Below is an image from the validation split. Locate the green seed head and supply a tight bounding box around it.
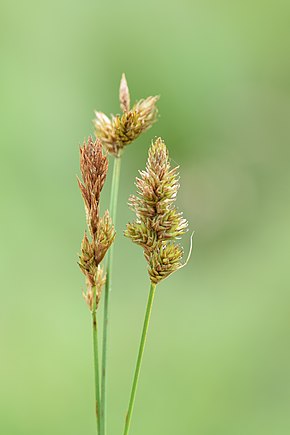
[125,137,189,284]
[94,74,159,157]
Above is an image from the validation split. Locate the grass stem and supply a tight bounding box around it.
[92,286,101,435]
[101,155,122,435]
[123,283,156,435]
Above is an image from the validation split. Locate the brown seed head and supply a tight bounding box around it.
[78,136,108,238]
[77,137,115,310]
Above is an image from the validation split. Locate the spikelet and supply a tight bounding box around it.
[78,137,115,310]
[94,74,159,157]
[82,265,106,311]
[125,138,189,284]
[119,73,130,113]
[78,232,97,288]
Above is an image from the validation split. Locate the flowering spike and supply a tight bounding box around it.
[94,74,159,157]
[125,137,189,284]
[78,137,115,310]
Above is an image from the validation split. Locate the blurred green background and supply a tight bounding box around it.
[1,0,290,434]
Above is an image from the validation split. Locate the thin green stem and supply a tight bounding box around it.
[123,283,156,435]
[100,155,122,435]
[92,287,101,435]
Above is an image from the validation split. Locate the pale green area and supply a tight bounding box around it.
[1,0,290,434]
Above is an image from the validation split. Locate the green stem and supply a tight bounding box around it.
[101,155,122,435]
[123,283,156,435]
[92,287,101,435]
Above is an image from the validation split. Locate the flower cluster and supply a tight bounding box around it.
[93,74,159,157]
[78,137,115,310]
[125,138,188,284]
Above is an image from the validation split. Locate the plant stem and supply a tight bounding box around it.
[92,287,101,435]
[123,283,156,435]
[101,155,122,435]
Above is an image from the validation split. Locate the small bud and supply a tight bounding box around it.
[119,73,130,113]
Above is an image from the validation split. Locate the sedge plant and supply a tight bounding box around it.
[93,74,159,435]
[77,137,115,434]
[123,137,190,434]
[77,76,191,435]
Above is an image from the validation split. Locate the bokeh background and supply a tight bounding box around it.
[1,0,290,434]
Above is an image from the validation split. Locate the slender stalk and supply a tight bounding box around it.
[92,286,101,435]
[100,155,122,435]
[123,283,156,435]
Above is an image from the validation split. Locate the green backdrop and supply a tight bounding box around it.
[1,0,290,434]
